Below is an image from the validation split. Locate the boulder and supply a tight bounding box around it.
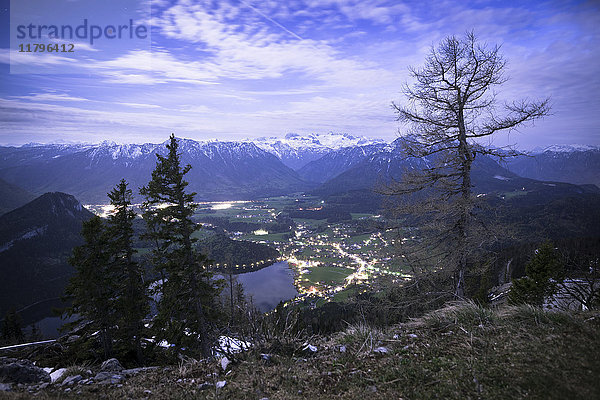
[100,358,123,372]
[0,359,50,384]
[94,371,124,385]
[50,368,67,383]
[61,375,82,386]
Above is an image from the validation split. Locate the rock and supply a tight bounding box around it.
[216,380,226,389]
[100,358,123,372]
[220,357,230,371]
[94,371,124,384]
[373,346,389,354]
[368,385,377,393]
[198,382,212,391]
[339,345,347,353]
[0,382,12,391]
[61,375,82,386]
[0,359,51,384]
[50,368,67,383]
[408,333,418,338]
[260,353,272,363]
[39,382,49,389]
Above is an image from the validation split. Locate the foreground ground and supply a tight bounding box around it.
[2,304,599,399]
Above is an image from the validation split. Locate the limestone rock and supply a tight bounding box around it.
[100,358,123,372]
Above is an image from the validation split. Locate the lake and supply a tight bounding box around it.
[232,261,298,312]
[37,261,298,338]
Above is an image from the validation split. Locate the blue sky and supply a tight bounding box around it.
[0,0,599,148]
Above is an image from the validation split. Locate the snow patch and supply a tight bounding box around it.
[0,225,48,252]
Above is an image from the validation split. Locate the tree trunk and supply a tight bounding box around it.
[456,104,472,298]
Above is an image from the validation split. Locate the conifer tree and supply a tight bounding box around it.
[107,179,148,363]
[509,242,564,306]
[65,215,115,358]
[140,134,219,357]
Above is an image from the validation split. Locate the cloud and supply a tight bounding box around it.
[11,92,90,102]
[0,48,77,66]
[116,102,162,109]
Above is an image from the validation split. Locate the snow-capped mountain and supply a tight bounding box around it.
[506,144,600,187]
[251,132,385,170]
[0,139,311,203]
[298,142,388,183]
[312,138,600,212]
[530,144,599,154]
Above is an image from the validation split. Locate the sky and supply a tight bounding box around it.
[0,0,599,148]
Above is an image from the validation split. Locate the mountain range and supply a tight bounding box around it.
[251,132,384,170]
[0,134,598,211]
[505,145,600,187]
[0,139,311,204]
[306,139,600,213]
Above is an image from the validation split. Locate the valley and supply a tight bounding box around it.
[2,134,599,333]
[86,194,409,309]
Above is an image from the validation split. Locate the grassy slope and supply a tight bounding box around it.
[6,304,600,399]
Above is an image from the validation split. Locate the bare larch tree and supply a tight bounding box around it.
[388,32,550,298]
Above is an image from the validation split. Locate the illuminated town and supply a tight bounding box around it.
[86,195,413,305]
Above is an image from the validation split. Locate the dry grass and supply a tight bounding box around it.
[3,303,599,399]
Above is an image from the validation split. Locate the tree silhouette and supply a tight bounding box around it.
[141,134,220,357]
[387,32,550,297]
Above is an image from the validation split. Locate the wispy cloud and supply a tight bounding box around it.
[10,92,90,102]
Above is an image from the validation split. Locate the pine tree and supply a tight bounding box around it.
[65,215,115,358]
[140,134,220,357]
[106,179,149,363]
[509,242,564,306]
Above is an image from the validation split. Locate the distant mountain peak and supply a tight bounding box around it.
[29,192,86,216]
[249,132,386,170]
[531,144,599,154]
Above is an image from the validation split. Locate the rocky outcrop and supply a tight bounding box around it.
[0,357,51,384]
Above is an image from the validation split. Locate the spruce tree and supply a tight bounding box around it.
[509,242,564,306]
[107,179,148,363]
[140,134,219,357]
[65,215,115,358]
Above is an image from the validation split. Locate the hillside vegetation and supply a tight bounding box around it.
[3,303,599,399]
